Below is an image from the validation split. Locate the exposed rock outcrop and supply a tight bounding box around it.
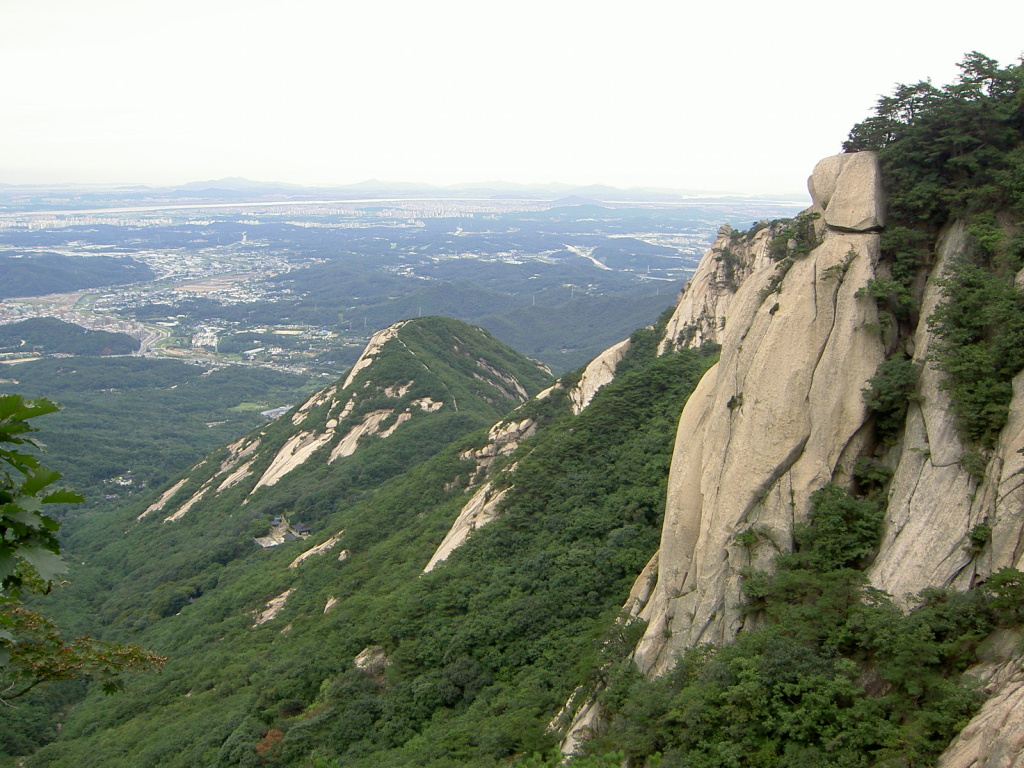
[634,192,885,672]
[424,483,510,573]
[137,477,187,520]
[289,531,345,568]
[341,323,407,390]
[327,410,396,464]
[937,630,1024,768]
[810,151,886,232]
[423,415,537,572]
[586,151,1024,766]
[557,153,903,750]
[354,645,392,680]
[163,486,210,523]
[254,429,335,490]
[659,223,777,353]
[253,588,293,626]
[569,339,631,415]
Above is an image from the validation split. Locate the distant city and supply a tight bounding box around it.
[0,181,806,375]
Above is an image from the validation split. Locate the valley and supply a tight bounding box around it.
[0,188,801,514]
[4,53,1024,768]
[0,191,804,375]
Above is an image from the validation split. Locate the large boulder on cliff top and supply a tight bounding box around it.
[809,151,886,232]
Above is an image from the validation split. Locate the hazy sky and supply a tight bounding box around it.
[3,0,1022,194]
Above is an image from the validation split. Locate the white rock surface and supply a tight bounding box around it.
[424,483,510,573]
[253,588,293,626]
[635,221,885,673]
[412,397,443,412]
[218,435,261,474]
[292,385,337,426]
[163,486,211,523]
[378,412,412,439]
[288,531,344,568]
[138,478,188,520]
[659,223,777,353]
[426,414,542,570]
[569,338,631,415]
[820,151,886,232]
[808,153,853,209]
[354,645,392,675]
[216,459,254,492]
[559,696,603,756]
[341,323,407,390]
[254,429,335,490]
[328,410,394,463]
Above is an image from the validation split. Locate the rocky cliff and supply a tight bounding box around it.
[634,152,889,671]
[608,150,1024,763]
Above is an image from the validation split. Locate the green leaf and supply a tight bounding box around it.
[0,394,59,423]
[41,488,84,505]
[20,468,61,496]
[3,507,48,530]
[0,552,16,582]
[17,545,67,584]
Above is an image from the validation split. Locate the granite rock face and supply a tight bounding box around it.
[659,224,776,353]
[616,151,1024,766]
[635,213,885,672]
[569,338,631,415]
[810,151,886,232]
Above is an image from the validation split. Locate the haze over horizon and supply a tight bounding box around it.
[3,0,1023,195]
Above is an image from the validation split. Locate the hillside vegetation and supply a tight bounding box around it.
[2,315,722,767]
[3,357,317,498]
[0,318,139,357]
[3,53,1024,768]
[0,253,154,300]
[845,52,1024,448]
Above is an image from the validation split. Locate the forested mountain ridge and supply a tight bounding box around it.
[0,318,140,357]
[128,315,553,528]
[7,311,721,766]
[5,53,1024,768]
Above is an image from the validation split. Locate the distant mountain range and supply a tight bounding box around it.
[0,176,809,212]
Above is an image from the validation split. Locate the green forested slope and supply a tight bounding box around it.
[0,252,154,299]
[6,316,717,767]
[0,318,140,357]
[3,357,318,496]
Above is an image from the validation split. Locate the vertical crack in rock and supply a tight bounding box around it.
[805,266,842,405]
[738,436,809,524]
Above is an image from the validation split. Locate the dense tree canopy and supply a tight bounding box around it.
[1,395,162,714]
[846,53,1024,448]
